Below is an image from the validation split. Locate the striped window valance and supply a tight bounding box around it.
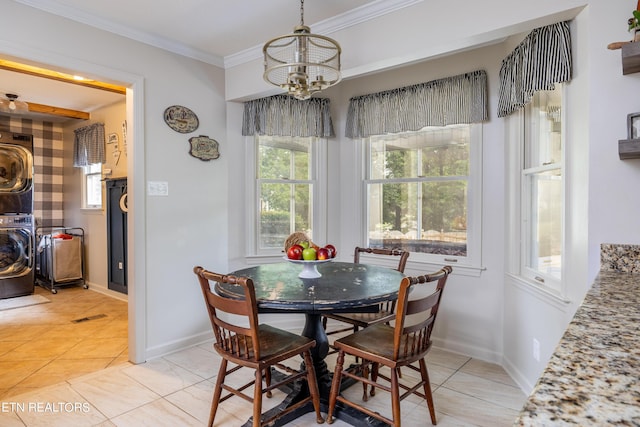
[498,21,572,118]
[345,70,488,139]
[242,95,334,137]
[73,123,106,167]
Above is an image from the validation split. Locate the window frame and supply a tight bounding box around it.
[518,87,565,295]
[361,124,483,270]
[82,163,102,210]
[246,135,327,259]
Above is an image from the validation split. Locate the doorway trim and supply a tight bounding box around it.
[0,40,147,363]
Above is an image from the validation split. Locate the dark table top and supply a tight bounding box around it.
[216,261,405,313]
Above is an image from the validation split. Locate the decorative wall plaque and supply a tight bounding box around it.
[163,105,199,133]
[188,135,220,161]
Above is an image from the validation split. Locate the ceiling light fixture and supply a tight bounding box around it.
[0,93,29,113]
[263,0,341,100]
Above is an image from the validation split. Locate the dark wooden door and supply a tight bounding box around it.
[106,178,127,294]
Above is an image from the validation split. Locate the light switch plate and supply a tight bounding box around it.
[147,181,169,196]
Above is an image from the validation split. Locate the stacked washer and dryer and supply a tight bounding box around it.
[0,131,35,299]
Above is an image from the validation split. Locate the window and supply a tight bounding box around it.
[521,86,563,290]
[364,124,482,266]
[253,135,325,255]
[82,163,102,209]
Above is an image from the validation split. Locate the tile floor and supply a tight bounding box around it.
[0,287,527,426]
[0,285,128,399]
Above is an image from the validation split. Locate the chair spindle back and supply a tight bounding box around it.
[392,266,452,360]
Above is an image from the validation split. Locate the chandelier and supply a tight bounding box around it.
[263,0,341,100]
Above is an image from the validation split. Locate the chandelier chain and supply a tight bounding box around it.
[300,0,305,26]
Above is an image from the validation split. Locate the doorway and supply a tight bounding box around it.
[0,51,146,367]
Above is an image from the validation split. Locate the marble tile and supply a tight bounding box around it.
[0,404,27,427]
[434,386,520,427]
[459,358,518,387]
[442,371,525,411]
[121,358,206,396]
[5,383,107,427]
[162,346,222,380]
[109,398,201,427]
[164,380,214,424]
[426,347,471,371]
[69,370,160,419]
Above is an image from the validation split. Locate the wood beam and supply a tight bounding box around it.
[0,59,126,95]
[27,102,90,120]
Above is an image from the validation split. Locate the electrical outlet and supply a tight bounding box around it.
[533,338,540,362]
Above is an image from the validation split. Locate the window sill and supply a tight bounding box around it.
[407,259,485,277]
[505,273,571,309]
[80,207,103,214]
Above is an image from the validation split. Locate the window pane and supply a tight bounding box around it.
[370,127,470,179]
[368,180,467,256]
[524,88,562,168]
[258,136,311,180]
[259,182,312,250]
[527,170,562,279]
[86,173,102,207]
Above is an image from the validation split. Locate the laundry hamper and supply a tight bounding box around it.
[35,227,87,294]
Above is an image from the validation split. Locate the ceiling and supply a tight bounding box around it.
[2,0,409,121]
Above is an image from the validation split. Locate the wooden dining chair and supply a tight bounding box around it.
[193,266,324,427]
[322,247,410,337]
[326,266,452,427]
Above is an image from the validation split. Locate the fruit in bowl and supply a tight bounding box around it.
[317,248,330,260]
[286,244,304,260]
[302,247,317,260]
[324,244,337,258]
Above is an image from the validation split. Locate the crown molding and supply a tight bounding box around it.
[14,0,422,70]
[225,0,423,69]
[13,0,225,67]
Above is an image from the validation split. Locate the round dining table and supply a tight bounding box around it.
[215,260,405,426]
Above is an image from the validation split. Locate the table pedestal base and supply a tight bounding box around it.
[239,313,387,427]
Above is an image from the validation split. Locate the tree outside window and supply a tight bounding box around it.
[365,124,480,264]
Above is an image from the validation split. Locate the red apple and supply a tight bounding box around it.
[287,244,303,260]
[317,248,330,260]
[324,244,337,258]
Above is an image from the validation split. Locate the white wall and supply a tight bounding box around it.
[1,0,227,361]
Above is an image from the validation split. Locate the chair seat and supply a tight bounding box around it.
[257,324,316,362]
[324,310,395,329]
[334,323,428,367]
[214,323,315,366]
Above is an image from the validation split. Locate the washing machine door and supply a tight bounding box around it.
[0,144,33,194]
[0,227,33,278]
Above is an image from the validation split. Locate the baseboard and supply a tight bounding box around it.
[430,336,502,365]
[84,281,128,302]
[145,330,215,360]
[501,355,535,395]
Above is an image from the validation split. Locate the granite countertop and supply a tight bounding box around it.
[514,270,640,426]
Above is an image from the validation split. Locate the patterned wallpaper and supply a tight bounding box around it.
[0,115,64,228]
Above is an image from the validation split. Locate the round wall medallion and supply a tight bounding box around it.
[163,105,199,133]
